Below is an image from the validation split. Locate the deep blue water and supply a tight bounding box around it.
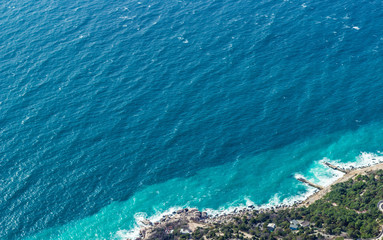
[1,0,383,239]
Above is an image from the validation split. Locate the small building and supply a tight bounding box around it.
[180,228,191,234]
[301,221,310,228]
[290,220,300,230]
[267,223,276,232]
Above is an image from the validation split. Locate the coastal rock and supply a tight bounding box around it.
[140,219,153,226]
[191,211,201,221]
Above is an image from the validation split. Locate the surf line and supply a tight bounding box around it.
[296,161,349,190]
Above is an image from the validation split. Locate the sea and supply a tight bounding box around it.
[1,0,383,239]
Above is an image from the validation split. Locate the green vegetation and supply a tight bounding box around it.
[154,170,383,239]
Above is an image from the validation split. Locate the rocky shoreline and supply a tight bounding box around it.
[136,202,303,239]
[131,162,383,240]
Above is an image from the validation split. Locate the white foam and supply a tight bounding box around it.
[116,152,383,239]
[293,161,343,191]
[203,200,250,218]
[314,158,345,186]
[339,152,383,169]
[148,206,184,222]
[115,228,140,240]
[118,167,340,239]
[21,116,30,125]
[262,188,317,208]
[114,212,148,240]
[294,173,305,180]
[244,196,255,207]
[114,206,185,240]
[314,152,383,187]
[316,170,343,187]
[203,192,315,218]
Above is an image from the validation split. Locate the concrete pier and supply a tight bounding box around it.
[323,161,349,174]
[296,177,324,190]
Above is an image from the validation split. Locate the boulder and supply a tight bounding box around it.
[140,219,152,226]
[190,211,201,221]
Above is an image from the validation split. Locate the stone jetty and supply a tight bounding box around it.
[323,161,349,174]
[296,176,324,190]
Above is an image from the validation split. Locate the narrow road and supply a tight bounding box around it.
[376,200,383,240]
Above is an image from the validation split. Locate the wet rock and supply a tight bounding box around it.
[192,211,201,219]
[141,219,153,226]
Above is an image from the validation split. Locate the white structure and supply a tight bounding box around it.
[267,223,276,231]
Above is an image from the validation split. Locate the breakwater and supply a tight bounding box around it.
[296,177,324,190]
[323,161,349,174]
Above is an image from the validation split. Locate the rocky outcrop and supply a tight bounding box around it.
[138,208,210,239]
[136,204,297,240]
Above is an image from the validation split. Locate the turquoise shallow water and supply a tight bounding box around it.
[1,0,383,239]
[28,121,383,239]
